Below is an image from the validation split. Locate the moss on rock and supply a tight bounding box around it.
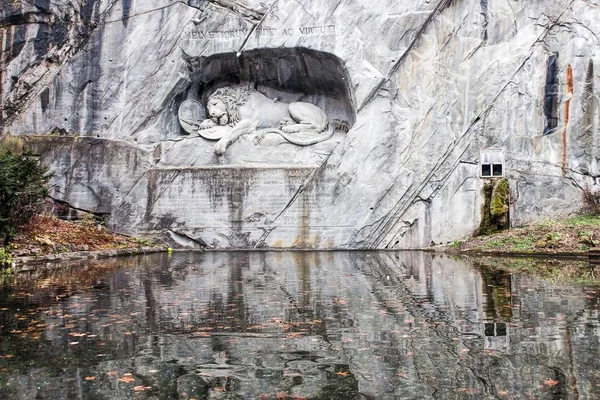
[491,178,509,217]
[478,178,510,235]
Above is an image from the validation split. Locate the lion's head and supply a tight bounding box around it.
[206,85,251,127]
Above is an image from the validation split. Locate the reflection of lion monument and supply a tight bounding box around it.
[197,85,338,156]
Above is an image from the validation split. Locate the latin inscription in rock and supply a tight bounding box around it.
[184,25,336,41]
[147,168,328,226]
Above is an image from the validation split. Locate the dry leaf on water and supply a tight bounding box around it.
[543,379,560,387]
[118,375,136,383]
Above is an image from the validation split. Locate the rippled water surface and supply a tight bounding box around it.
[1,252,599,399]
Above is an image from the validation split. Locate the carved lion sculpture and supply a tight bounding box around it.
[198,85,338,156]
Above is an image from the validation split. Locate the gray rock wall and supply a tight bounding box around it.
[2,0,599,248]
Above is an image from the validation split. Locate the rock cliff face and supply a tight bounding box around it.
[1,0,599,249]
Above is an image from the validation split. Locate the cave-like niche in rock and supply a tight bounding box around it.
[178,48,356,146]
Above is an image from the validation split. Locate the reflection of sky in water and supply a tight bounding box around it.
[0,252,599,399]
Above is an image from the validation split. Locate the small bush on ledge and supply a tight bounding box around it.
[0,247,11,267]
[581,187,600,216]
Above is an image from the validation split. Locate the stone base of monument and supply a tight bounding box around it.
[25,135,354,250]
[140,166,344,249]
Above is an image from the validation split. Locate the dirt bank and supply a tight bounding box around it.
[3,215,164,265]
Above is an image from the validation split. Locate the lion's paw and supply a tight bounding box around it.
[282,125,298,134]
[279,118,292,128]
[214,140,227,156]
[253,132,266,145]
[199,119,216,130]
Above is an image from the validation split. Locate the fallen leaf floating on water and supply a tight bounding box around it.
[543,379,560,387]
[336,371,350,377]
[134,386,151,391]
[84,376,95,381]
[118,375,136,383]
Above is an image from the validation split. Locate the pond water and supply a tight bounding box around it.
[0,251,599,399]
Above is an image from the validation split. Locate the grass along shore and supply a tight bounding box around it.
[448,215,600,255]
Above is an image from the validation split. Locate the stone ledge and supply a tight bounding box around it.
[12,247,169,272]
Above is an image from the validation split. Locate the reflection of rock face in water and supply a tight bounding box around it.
[0,252,599,399]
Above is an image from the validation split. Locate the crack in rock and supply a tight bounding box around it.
[202,0,265,22]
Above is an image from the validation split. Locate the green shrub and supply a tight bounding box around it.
[0,247,11,267]
[0,137,50,245]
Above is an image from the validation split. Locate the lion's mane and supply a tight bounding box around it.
[208,85,251,127]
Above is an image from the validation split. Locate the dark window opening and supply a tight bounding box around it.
[484,322,507,337]
[492,164,503,176]
[482,164,492,177]
[482,164,503,177]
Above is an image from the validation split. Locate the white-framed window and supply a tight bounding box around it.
[483,322,509,350]
[480,149,505,178]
